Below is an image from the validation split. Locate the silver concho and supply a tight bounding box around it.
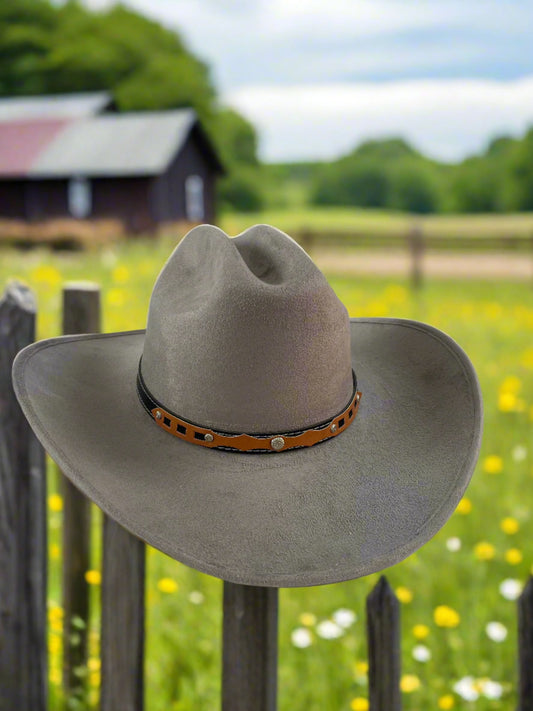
[270,436,285,451]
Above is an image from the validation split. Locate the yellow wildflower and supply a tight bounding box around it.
[89,670,101,687]
[500,517,520,535]
[85,570,102,586]
[483,455,503,474]
[299,612,316,627]
[384,285,407,304]
[48,494,63,512]
[438,694,455,709]
[48,634,61,655]
[400,674,421,692]
[354,661,369,677]
[474,541,495,561]
[350,698,369,711]
[498,391,517,412]
[505,548,523,565]
[456,497,472,514]
[412,624,430,640]
[500,375,522,394]
[434,605,460,628]
[112,265,130,284]
[50,544,60,561]
[366,301,388,317]
[49,667,62,685]
[484,303,502,320]
[520,348,533,369]
[157,577,178,594]
[106,288,125,307]
[396,587,413,604]
[88,657,101,672]
[32,265,62,287]
[48,606,63,633]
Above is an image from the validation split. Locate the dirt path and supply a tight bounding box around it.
[312,248,533,280]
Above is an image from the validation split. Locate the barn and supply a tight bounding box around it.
[0,93,224,232]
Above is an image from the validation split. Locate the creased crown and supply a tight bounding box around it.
[141,224,353,434]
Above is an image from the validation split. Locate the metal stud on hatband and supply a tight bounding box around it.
[155,410,162,420]
[356,393,360,402]
[330,423,338,433]
[204,433,214,443]
[271,436,285,451]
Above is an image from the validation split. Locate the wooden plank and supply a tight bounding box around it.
[222,582,278,711]
[366,576,402,711]
[100,516,145,711]
[0,283,47,711]
[518,577,533,711]
[61,283,100,697]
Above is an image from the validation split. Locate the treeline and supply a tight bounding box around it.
[0,0,260,210]
[260,130,533,215]
[3,1,533,215]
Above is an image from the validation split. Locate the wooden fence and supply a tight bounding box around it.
[1,280,533,711]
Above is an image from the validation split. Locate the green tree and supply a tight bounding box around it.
[506,127,533,211]
[389,161,440,214]
[0,0,263,211]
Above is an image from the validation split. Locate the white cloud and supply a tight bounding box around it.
[80,0,533,89]
[224,76,533,162]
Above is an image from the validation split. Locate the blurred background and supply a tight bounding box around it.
[1,1,533,710]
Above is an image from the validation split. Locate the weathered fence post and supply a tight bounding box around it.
[299,228,313,255]
[366,576,402,711]
[0,283,47,711]
[518,577,533,710]
[61,283,100,697]
[222,582,278,711]
[408,223,424,289]
[100,516,146,711]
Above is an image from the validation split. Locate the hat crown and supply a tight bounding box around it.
[141,224,353,433]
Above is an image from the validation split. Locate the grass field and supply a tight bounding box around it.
[2,233,533,711]
[220,207,533,240]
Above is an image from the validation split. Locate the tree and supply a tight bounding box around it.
[389,161,440,214]
[0,0,263,211]
[506,127,533,211]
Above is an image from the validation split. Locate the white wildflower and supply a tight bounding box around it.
[332,608,357,628]
[316,620,344,639]
[446,537,462,552]
[412,645,431,662]
[512,445,527,462]
[486,621,507,642]
[188,591,205,605]
[500,578,523,600]
[480,679,503,700]
[291,627,312,648]
[453,676,479,701]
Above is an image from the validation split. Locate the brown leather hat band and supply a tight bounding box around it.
[137,362,361,453]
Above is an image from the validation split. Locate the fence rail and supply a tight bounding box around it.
[1,279,532,711]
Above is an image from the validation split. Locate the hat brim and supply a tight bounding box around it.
[12,318,482,587]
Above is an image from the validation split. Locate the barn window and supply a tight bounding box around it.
[185,174,204,221]
[68,177,92,218]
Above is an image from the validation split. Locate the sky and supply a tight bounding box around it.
[84,0,533,163]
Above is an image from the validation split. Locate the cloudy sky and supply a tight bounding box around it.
[85,0,533,163]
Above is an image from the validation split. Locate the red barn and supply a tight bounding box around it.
[0,93,224,232]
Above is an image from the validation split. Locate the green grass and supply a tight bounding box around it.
[2,235,532,711]
[220,206,533,242]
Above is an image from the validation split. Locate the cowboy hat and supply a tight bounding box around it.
[12,224,482,587]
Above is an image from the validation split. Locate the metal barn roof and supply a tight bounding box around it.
[0,107,224,178]
[32,109,197,177]
[0,92,112,122]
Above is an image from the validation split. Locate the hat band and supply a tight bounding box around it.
[136,361,361,453]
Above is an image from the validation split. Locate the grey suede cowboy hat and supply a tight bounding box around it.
[12,224,482,587]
